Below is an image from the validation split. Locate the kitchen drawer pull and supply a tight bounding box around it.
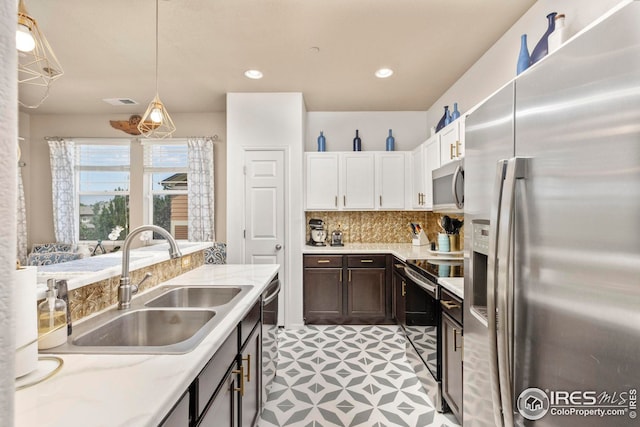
[441,300,460,310]
[360,259,374,263]
[243,355,251,382]
[401,280,406,297]
[232,366,245,396]
[317,260,331,264]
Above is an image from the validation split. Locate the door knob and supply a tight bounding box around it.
[275,244,282,250]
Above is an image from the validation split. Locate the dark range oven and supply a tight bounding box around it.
[403,258,463,412]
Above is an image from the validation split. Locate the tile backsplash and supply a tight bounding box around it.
[305,211,464,246]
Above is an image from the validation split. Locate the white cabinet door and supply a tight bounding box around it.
[305,153,339,210]
[410,144,426,209]
[340,153,375,209]
[439,120,463,166]
[424,136,440,210]
[375,152,406,210]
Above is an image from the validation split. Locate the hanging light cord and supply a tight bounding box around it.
[155,0,159,96]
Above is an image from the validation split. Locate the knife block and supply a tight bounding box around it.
[412,230,429,246]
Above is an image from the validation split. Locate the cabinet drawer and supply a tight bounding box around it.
[197,327,238,417]
[304,255,343,268]
[440,288,463,325]
[346,254,386,268]
[240,300,260,346]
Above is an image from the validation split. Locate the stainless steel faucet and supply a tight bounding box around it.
[118,225,182,310]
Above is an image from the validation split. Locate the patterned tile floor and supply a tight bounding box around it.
[259,325,460,427]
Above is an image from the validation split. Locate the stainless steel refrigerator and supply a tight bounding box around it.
[463,2,640,426]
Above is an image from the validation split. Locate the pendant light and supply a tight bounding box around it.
[17,0,64,109]
[138,0,176,138]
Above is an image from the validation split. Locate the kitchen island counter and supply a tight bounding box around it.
[15,263,279,427]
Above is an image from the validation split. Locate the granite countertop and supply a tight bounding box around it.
[15,263,279,427]
[35,242,212,296]
[303,243,465,298]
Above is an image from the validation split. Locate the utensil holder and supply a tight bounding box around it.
[437,233,450,252]
[449,234,461,251]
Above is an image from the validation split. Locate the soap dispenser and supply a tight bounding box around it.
[37,279,68,350]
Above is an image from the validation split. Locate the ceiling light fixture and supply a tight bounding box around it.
[375,68,394,79]
[138,0,176,139]
[244,69,264,80]
[17,0,64,109]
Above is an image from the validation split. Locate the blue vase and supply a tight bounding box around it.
[530,13,557,66]
[517,34,530,75]
[444,108,452,126]
[436,106,449,132]
[385,129,395,151]
[451,103,460,120]
[353,129,362,151]
[317,131,326,152]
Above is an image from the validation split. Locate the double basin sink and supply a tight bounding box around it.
[42,285,252,355]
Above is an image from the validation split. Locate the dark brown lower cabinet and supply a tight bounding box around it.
[239,324,262,427]
[199,372,235,427]
[303,254,391,324]
[441,289,463,424]
[391,260,406,325]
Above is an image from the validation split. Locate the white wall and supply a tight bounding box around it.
[426,0,626,126]
[227,93,306,329]
[22,112,227,248]
[1,0,17,423]
[306,111,428,152]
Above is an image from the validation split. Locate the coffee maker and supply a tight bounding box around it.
[308,219,326,246]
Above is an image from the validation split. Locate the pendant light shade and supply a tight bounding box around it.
[17,0,64,109]
[138,0,176,138]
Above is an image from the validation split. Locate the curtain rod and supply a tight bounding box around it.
[45,135,221,141]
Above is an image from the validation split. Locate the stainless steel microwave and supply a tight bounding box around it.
[432,159,464,212]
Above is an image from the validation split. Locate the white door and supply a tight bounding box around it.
[244,150,285,269]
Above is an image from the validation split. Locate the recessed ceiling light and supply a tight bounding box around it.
[244,69,263,79]
[375,68,394,78]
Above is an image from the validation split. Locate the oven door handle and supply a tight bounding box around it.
[404,267,437,295]
[262,279,281,306]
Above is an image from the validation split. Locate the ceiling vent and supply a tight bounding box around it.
[102,98,139,106]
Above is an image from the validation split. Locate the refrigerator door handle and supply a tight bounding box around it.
[488,159,508,427]
[452,163,464,209]
[496,157,527,427]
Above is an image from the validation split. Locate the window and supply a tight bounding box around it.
[143,141,189,240]
[76,141,130,241]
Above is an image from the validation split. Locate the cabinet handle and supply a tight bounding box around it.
[441,300,461,310]
[379,195,382,206]
[421,193,425,205]
[348,270,352,282]
[360,259,374,263]
[401,280,406,297]
[343,195,346,206]
[453,329,463,352]
[450,143,455,160]
[339,269,343,282]
[243,355,251,382]
[232,366,245,396]
[317,259,331,264]
[335,195,338,207]
[417,193,421,205]
[455,140,461,158]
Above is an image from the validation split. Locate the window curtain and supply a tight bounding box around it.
[48,139,78,246]
[16,166,27,265]
[187,137,215,241]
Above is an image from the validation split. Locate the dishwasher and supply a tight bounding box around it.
[261,276,280,408]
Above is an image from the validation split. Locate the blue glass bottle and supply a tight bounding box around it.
[385,129,395,151]
[353,130,362,151]
[317,131,326,152]
[517,34,530,75]
[436,106,449,132]
[451,103,460,120]
[530,13,557,66]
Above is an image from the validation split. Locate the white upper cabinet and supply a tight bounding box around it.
[305,153,339,210]
[439,117,465,166]
[375,152,407,210]
[424,135,440,210]
[410,144,426,209]
[341,153,375,209]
